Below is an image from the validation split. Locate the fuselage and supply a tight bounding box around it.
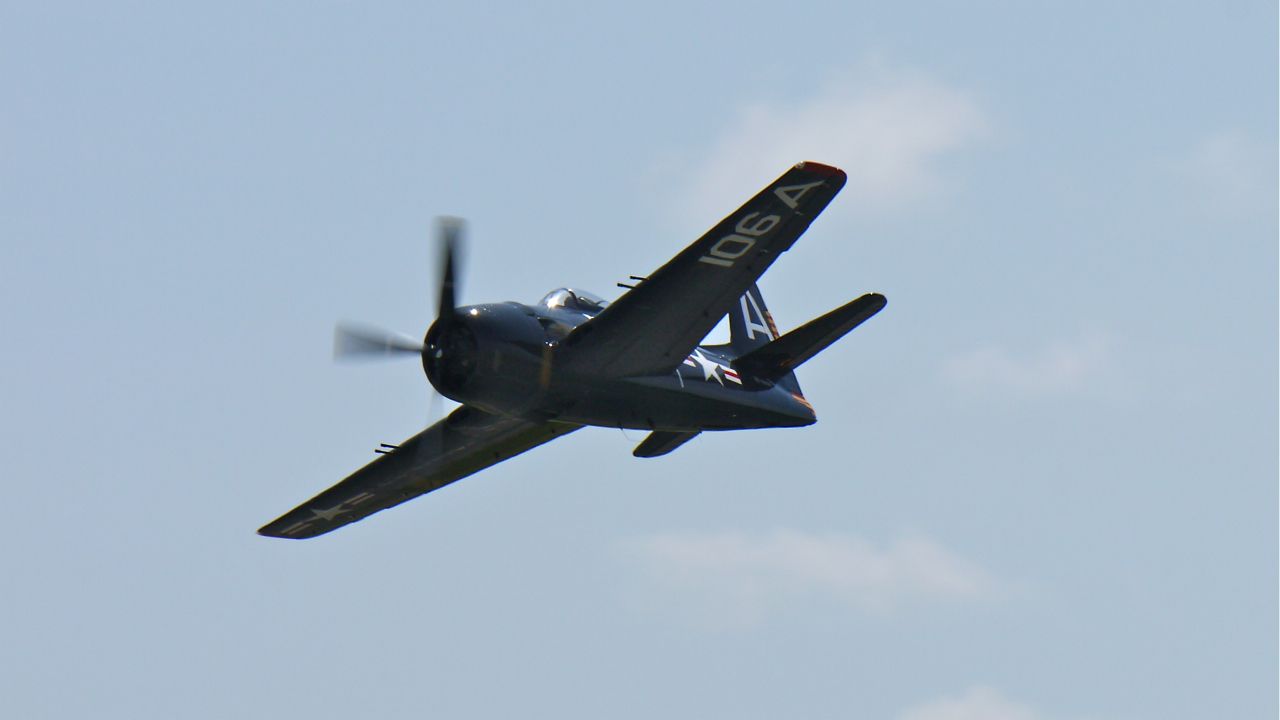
[422,290,815,432]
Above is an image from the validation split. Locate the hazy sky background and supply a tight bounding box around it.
[2,2,1275,718]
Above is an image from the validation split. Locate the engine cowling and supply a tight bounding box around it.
[422,303,549,415]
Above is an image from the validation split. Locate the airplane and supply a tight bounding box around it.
[259,161,886,539]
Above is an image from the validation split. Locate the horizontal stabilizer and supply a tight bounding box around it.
[633,430,700,458]
[733,293,886,380]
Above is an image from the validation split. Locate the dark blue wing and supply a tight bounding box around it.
[559,162,846,377]
[259,408,579,539]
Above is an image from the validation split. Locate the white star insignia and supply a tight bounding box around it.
[310,504,346,521]
[689,349,724,385]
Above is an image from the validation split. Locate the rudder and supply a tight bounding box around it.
[730,284,781,354]
[729,285,803,395]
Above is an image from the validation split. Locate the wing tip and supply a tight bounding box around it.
[257,519,322,540]
[257,525,294,539]
[796,161,845,179]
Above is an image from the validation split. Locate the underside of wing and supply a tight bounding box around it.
[559,162,846,378]
[258,408,579,539]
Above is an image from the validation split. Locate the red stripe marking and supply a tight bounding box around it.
[796,161,845,178]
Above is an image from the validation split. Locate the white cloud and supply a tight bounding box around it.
[898,687,1043,720]
[625,530,993,627]
[942,335,1109,397]
[671,64,985,223]
[1183,129,1276,218]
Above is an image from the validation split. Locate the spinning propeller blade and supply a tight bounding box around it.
[333,323,424,360]
[331,216,466,365]
[332,217,467,459]
[436,216,464,327]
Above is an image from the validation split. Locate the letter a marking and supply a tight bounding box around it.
[774,181,824,209]
[740,291,774,340]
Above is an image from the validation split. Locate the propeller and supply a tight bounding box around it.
[436,216,463,327]
[331,219,469,454]
[333,323,423,360]
[422,218,466,459]
[331,217,466,364]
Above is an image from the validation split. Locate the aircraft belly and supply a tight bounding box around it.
[547,374,814,431]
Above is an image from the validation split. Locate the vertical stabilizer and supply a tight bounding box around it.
[729,285,803,395]
[730,284,781,355]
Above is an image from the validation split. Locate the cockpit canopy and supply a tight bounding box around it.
[539,287,609,314]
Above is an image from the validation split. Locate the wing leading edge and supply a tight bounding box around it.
[560,162,846,378]
[258,408,580,539]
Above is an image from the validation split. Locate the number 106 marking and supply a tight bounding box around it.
[698,212,781,268]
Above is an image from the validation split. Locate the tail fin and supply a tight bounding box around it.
[730,284,781,355]
[729,284,804,395]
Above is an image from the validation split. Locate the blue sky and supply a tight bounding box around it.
[2,2,1275,718]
